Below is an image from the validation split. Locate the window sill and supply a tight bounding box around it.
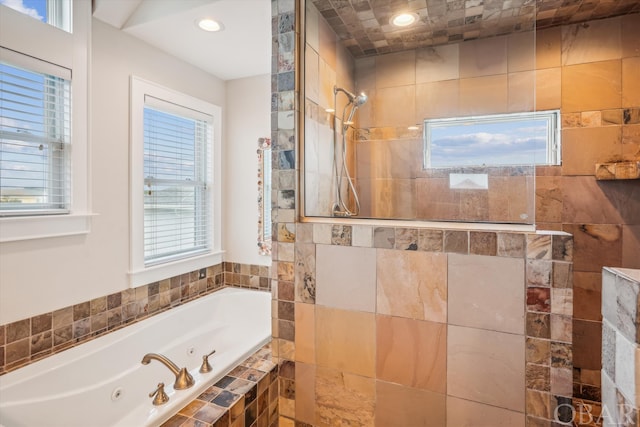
[129,250,225,288]
[0,213,95,243]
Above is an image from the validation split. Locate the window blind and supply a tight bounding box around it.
[0,60,71,216]
[143,99,212,266]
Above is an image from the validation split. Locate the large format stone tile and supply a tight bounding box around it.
[562,224,622,273]
[508,31,535,72]
[315,367,375,427]
[447,325,525,412]
[459,75,508,116]
[623,57,640,108]
[375,381,445,427]
[561,17,622,66]
[375,50,415,89]
[315,306,375,377]
[416,80,460,120]
[448,254,525,334]
[373,85,416,127]
[294,302,315,364]
[535,67,561,110]
[416,44,459,83]
[295,362,316,425]
[316,245,376,313]
[536,27,561,69]
[561,126,622,176]
[377,249,447,323]
[459,36,508,78]
[561,60,622,113]
[446,396,525,427]
[376,316,447,393]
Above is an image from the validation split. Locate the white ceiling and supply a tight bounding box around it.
[93,0,272,81]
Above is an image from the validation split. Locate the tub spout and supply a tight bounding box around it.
[141,353,194,390]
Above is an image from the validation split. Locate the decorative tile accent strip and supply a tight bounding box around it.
[160,344,278,427]
[0,262,271,375]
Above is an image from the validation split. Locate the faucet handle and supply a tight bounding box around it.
[149,383,169,406]
[199,349,216,373]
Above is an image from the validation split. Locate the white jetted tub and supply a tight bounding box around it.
[0,287,271,427]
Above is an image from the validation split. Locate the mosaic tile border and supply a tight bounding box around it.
[0,262,271,375]
[160,344,278,427]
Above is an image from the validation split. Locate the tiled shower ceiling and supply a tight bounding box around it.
[311,0,640,57]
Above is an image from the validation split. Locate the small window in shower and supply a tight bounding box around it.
[423,110,560,169]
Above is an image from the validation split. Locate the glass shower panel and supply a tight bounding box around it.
[303,1,539,225]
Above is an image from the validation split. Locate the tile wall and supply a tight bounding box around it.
[298,3,640,419]
[303,0,357,217]
[274,221,574,426]
[0,262,271,375]
[601,267,640,427]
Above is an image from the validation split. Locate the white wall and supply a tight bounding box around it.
[0,20,227,324]
[224,75,272,266]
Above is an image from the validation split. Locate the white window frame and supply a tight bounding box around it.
[0,0,92,243]
[129,77,222,287]
[424,110,561,169]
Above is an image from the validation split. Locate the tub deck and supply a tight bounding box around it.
[160,343,277,427]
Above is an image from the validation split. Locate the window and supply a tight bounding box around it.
[424,111,561,169]
[130,77,222,286]
[0,59,71,216]
[0,0,71,32]
[0,0,91,243]
[143,100,211,265]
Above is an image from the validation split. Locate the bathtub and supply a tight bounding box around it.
[0,287,271,427]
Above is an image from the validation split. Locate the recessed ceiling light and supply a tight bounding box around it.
[197,18,223,32]
[390,12,418,27]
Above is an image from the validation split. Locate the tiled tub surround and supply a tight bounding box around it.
[272,223,574,427]
[0,262,271,375]
[601,268,640,427]
[160,344,278,427]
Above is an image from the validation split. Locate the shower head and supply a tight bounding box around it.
[334,86,367,107]
[353,93,367,107]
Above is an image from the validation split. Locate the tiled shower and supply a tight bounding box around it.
[271,0,640,426]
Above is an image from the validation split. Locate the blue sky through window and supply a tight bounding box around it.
[0,0,47,22]
[428,117,550,168]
